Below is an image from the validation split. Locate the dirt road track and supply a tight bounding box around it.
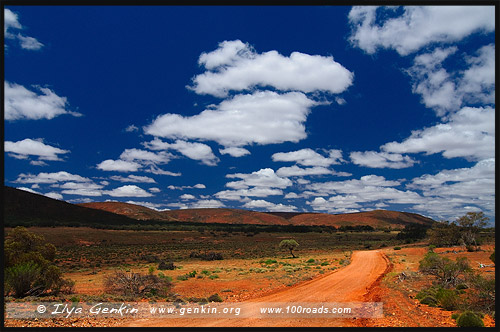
[124,250,389,327]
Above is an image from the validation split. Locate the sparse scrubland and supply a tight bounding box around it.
[4,211,495,328]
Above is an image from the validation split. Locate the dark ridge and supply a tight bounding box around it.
[4,186,138,227]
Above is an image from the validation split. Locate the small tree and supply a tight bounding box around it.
[428,221,462,247]
[455,212,489,250]
[279,239,299,258]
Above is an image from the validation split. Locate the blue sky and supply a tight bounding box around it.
[4,5,495,224]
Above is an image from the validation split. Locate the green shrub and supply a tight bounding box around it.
[320,261,330,266]
[260,259,277,265]
[306,258,316,264]
[490,250,495,264]
[209,274,219,280]
[451,313,459,320]
[4,227,74,297]
[420,295,438,307]
[418,252,470,287]
[394,246,402,250]
[208,293,223,302]
[157,273,172,282]
[435,288,459,310]
[5,262,41,297]
[456,283,468,290]
[456,311,484,327]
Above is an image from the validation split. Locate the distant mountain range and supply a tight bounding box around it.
[5,186,435,229]
[80,201,435,229]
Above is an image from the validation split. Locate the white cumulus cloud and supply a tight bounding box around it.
[145,91,318,147]
[272,148,344,167]
[190,40,353,97]
[349,151,416,169]
[96,159,142,173]
[243,199,297,212]
[105,185,153,197]
[15,171,91,184]
[219,147,251,157]
[5,138,69,161]
[348,6,494,56]
[5,82,81,121]
[4,8,44,50]
[382,106,495,161]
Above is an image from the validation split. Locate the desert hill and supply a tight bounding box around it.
[286,210,434,228]
[80,201,435,229]
[4,186,138,227]
[78,201,178,221]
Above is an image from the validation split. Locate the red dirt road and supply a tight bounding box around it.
[124,250,389,327]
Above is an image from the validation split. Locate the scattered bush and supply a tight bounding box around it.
[394,247,402,250]
[141,254,160,263]
[339,259,350,266]
[104,271,171,297]
[260,259,277,265]
[451,313,459,320]
[158,261,176,270]
[420,295,438,306]
[418,252,470,287]
[456,311,484,327]
[208,293,223,302]
[435,288,459,310]
[490,250,495,264]
[464,272,495,313]
[189,251,223,261]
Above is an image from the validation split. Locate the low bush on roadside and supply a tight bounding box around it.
[456,311,484,327]
[416,286,459,310]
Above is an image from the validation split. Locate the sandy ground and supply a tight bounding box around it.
[123,250,388,327]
